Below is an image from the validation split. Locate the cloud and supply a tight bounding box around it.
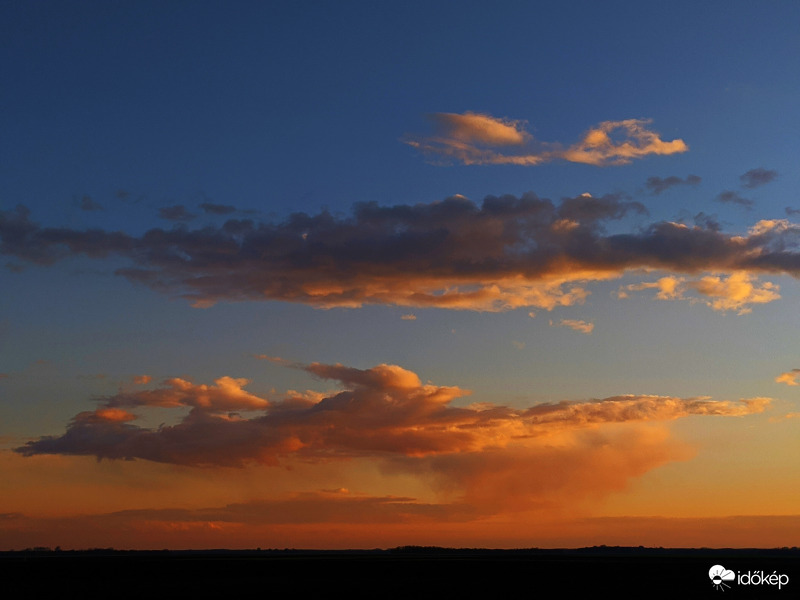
[551,319,594,334]
[716,190,753,208]
[405,113,688,166]
[401,314,417,320]
[645,174,701,195]
[158,205,196,221]
[200,202,237,215]
[79,195,103,211]
[619,272,780,314]
[688,272,780,314]
[775,369,800,386]
[740,167,778,189]
[4,199,800,313]
[16,361,769,468]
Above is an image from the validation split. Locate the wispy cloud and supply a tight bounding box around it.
[79,195,103,211]
[550,319,594,334]
[158,205,196,222]
[740,167,778,189]
[775,369,800,386]
[405,112,688,166]
[645,174,701,195]
[200,202,237,215]
[716,190,753,208]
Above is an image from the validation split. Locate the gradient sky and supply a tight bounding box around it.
[2,0,800,550]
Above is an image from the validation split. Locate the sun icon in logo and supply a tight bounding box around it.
[708,564,735,591]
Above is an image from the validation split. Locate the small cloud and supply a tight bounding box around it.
[551,319,594,334]
[528,311,536,318]
[775,369,800,386]
[740,168,778,189]
[769,412,800,423]
[689,272,779,314]
[715,190,753,208]
[622,272,779,315]
[158,205,196,221]
[693,212,720,231]
[79,195,103,211]
[785,207,800,216]
[133,375,152,385]
[200,202,237,215]
[401,314,417,321]
[645,174,701,195]
[405,113,688,167]
[255,354,294,367]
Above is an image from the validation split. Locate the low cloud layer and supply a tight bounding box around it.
[405,112,688,166]
[3,195,800,312]
[16,361,769,469]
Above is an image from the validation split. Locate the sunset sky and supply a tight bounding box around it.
[2,1,800,550]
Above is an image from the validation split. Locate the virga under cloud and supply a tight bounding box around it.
[404,112,688,166]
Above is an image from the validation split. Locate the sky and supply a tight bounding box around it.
[2,0,800,550]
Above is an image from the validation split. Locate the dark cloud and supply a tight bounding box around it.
[693,212,720,231]
[645,174,701,195]
[740,167,778,189]
[15,361,769,467]
[715,190,753,208]
[158,205,196,222]
[79,195,103,211]
[200,202,237,215]
[2,195,800,311]
[785,207,800,216]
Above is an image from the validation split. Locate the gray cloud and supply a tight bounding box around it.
[645,174,701,195]
[158,205,196,222]
[741,168,778,189]
[716,190,754,208]
[79,195,103,211]
[2,194,800,311]
[200,202,237,215]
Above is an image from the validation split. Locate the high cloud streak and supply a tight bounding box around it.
[3,198,800,312]
[15,361,770,468]
[404,112,688,166]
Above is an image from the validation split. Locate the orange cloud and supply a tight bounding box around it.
[405,113,687,166]
[551,318,594,334]
[619,272,780,314]
[775,369,800,386]
[16,362,769,468]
